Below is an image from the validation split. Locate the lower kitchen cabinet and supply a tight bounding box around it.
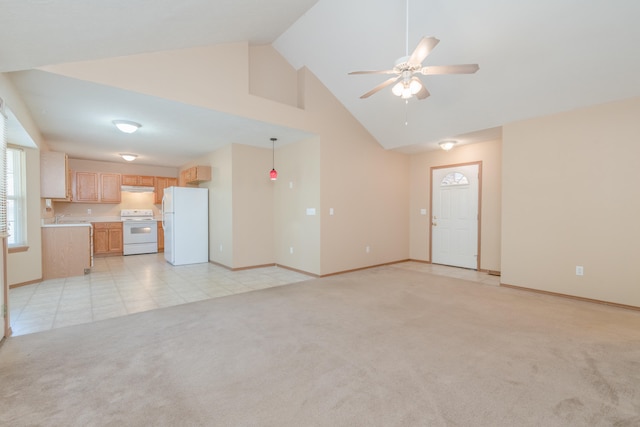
[93,222,123,256]
[42,225,92,280]
[157,221,164,252]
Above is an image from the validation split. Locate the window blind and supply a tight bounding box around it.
[0,97,7,237]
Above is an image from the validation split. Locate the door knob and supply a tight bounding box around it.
[432,222,437,226]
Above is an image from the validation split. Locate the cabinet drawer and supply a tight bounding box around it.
[93,222,123,229]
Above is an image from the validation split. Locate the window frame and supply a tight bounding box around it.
[6,145,27,248]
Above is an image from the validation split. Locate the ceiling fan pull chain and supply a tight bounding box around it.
[405,99,409,125]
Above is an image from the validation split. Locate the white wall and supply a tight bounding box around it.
[502,96,640,306]
[191,145,233,268]
[231,143,275,269]
[2,73,46,287]
[274,137,321,274]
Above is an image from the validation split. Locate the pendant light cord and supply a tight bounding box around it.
[271,137,277,169]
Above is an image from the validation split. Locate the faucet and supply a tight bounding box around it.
[54,214,65,224]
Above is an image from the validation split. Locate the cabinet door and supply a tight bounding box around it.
[139,175,155,186]
[93,223,123,255]
[76,172,99,202]
[122,175,155,186]
[121,175,138,185]
[154,177,167,204]
[108,226,123,253]
[193,166,211,182]
[181,166,211,185]
[100,173,121,203]
[93,226,109,254]
[67,168,73,201]
[157,222,164,252]
[179,169,190,187]
[154,176,178,204]
[41,151,69,199]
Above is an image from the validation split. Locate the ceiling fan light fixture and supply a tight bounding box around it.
[392,82,404,97]
[120,153,138,161]
[409,78,422,94]
[439,140,457,151]
[113,120,141,134]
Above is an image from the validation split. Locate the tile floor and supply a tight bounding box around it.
[9,255,500,336]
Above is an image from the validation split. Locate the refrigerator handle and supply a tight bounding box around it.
[161,195,166,229]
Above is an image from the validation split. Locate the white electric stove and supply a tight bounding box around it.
[120,209,158,255]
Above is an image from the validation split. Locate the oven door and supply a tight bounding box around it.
[123,221,158,244]
[123,220,158,255]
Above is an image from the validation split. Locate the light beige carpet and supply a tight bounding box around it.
[1,266,640,426]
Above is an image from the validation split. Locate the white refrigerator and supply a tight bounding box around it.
[162,186,209,265]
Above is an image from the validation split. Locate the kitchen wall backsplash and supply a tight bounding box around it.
[52,192,160,219]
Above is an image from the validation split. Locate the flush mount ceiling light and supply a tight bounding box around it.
[438,140,457,151]
[113,120,141,134]
[120,153,138,162]
[269,137,278,181]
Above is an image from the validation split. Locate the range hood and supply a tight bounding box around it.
[121,185,155,193]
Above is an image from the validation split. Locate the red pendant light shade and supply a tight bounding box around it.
[269,137,278,181]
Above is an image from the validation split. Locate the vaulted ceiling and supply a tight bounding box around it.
[3,0,640,166]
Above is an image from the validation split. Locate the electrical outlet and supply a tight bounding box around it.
[289,247,294,254]
[576,266,584,276]
[219,244,223,252]
[87,208,92,215]
[366,246,370,253]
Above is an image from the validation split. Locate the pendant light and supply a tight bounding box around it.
[269,137,278,180]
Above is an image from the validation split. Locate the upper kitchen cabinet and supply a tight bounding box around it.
[154,176,178,204]
[74,172,121,203]
[101,173,121,203]
[75,172,99,202]
[40,151,71,200]
[121,174,155,186]
[180,165,211,186]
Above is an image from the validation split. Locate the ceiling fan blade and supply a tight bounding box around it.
[415,84,430,100]
[408,37,440,65]
[360,76,401,99]
[419,64,480,75]
[349,70,397,75]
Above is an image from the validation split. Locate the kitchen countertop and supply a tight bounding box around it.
[42,222,93,228]
[41,216,161,227]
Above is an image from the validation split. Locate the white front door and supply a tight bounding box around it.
[431,164,479,269]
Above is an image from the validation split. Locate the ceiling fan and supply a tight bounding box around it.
[349,1,479,101]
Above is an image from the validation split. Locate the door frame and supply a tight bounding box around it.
[429,161,483,270]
